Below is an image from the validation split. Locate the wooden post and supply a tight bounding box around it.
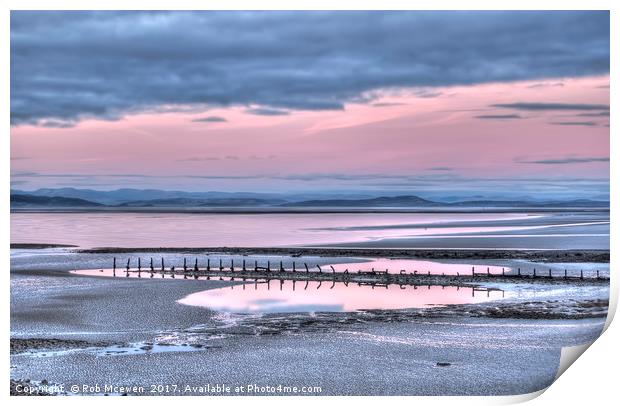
[161,258,165,278]
[518,268,521,277]
[242,259,246,271]
[317,265,322,274]
[113,257,116,277]
[279,261,284,272]
[207,259,211,272]
[502,267,505,276]
[564,269,567,279]
[267,260,271,271]
[597,270,600,279]
[487,267,490,277]
[472,266,474,277]
[231,259,234,272]
[150,258,154,278]
[126,258,130,277]
[254,260,257,272]
[533,268,536,278]
[194,258,198,279]
[580,270,583,280]
[138,258,141,278]
[548,269,552,278]
[293,261,296,272]
[304,263,309,273]
[331,265,336,275]
[183,258,187,279]
[219,259,223,271]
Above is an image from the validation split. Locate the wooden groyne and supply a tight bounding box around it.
[109,257,609,286]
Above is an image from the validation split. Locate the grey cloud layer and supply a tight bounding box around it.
[11,11,609,126]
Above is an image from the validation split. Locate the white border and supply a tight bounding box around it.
[3,1,616,405]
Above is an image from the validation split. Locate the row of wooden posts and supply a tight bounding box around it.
[110,257,607,281]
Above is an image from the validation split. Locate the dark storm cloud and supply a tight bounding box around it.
[492,102,609,111]
[474,114,523,120]
[10,11,610,126]
[516,156,609,164]
[191,116,227,123]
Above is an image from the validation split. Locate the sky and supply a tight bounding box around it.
[10,11,610,201]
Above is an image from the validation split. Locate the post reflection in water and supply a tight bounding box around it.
[178,279,505,314]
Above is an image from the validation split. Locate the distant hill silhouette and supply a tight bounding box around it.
[118,197,287,207]
[280,195,439,207]
[10,189,609,210]
[11,194,103,207]
[280,195,609,208]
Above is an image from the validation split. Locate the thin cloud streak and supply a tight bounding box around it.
[191,116,228,123]
[492,102,609,111]
[550,121,599,127]
[474,114,523,120]
[515,156,609,164]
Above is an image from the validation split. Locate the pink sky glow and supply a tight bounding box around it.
[11,75,609,196]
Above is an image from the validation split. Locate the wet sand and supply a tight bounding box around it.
[10,251,609,396]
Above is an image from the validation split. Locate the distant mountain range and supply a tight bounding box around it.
[281,195,609,208]
[10,188,610,210]
[117,197,287,207]
[280,195,438,207]
[11,194,105,207]
[11,187,288,205]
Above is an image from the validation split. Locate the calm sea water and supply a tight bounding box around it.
[10,211,609,249]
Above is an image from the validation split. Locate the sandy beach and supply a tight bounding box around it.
[10,246,609,396]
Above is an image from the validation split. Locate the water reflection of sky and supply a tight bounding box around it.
[177,281,505,313]
[11,211,609,250]
[10,212,543,248]
[71,258,510,279]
